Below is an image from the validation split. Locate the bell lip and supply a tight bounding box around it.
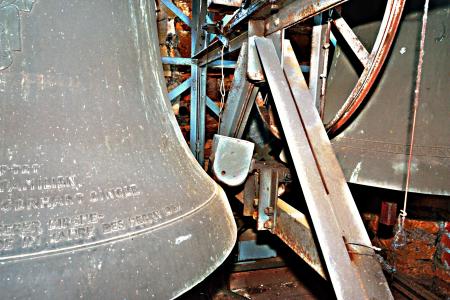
[0,184,236,299]
[0,185,234,262]
[170,186,237,299]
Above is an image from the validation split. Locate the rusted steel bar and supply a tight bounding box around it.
[274,200,326,278]
[309,14,328,111]
[197,32,248,66]
[333,15,370,68]
[264,0,347,36]
[255,37,393,299]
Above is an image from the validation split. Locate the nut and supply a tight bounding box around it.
[264,206,274,216]
[263,220,273,229]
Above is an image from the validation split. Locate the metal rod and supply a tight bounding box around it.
[160,0,191,27]
[206,96,220,116]
[401,0,430,226]
[161,56,194,66]
[169,77,192,102]
[333,14,370,68]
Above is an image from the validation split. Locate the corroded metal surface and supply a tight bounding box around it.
[274,200,325,278]
[264,0,347,36]
[0,0,236,298]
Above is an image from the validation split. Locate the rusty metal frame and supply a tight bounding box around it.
[160,4,403,295]
[197,0,347,66]
[161,0,402,166]
[254,37,393,299]
[161,0,351,166]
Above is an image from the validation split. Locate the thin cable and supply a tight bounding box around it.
[400,0,429,227]
[346,242,382,252]
[217,44,226,131]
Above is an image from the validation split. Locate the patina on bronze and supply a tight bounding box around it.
[326,0,450,196]
[0,0,236,298]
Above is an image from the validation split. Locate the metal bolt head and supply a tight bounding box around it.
[264,206,274,216]
[263,220,273,229]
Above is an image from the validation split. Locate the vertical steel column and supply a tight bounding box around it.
[309,13,328,111]
[190,0,208,165]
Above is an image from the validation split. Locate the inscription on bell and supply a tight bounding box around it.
[0,192,84,213]
[0,175,187,256]
[89,184,140,202]
[0,164,40,176]
[0,175,77,193]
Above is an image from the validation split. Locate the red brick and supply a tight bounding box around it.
[404,219,440,234]
[445,221,450,232]
[441,233,450,248]
[441,251,450,269]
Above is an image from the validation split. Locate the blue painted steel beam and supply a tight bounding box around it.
[189,0,208,165]
[330,31,337,47]
[300,65,310,73]
[160,0,191,28]
[206,15,230,47]
[208,60,236,68]
[168,77,192,102]
[206,97,220,116]
[161,56,195,66]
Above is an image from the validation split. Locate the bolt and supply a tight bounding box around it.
[263,220,273,229]
[264,206,274,216]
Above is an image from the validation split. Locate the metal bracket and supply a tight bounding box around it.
[247,19,265,82]
[243,161,290,231]
[257,167,278,231]
[240,161,325,277]
[202,22,229,47]
[210,135,255,186]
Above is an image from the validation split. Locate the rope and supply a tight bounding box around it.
[394,0,430,246]
[217,44,226,131]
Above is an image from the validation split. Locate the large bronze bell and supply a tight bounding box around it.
[0,0,236,298]
[327,0,450,195]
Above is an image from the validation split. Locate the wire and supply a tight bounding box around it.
[218,44,226,131]
[346,242,382,252]
[400,0,430,227]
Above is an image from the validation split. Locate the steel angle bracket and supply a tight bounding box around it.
[256,167,278,231]
[254,37,392,300]
[240,160,325,277]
